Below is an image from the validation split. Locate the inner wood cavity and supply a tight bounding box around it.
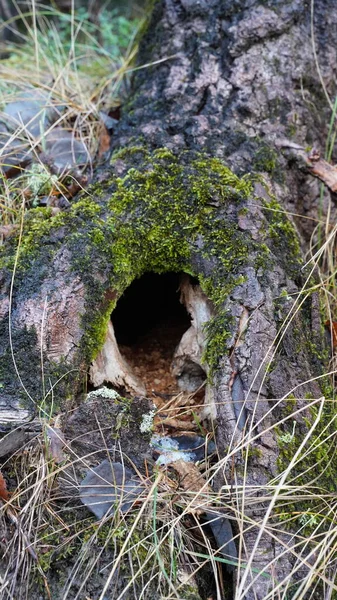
[89,272,213,416]
[113,272,191,395]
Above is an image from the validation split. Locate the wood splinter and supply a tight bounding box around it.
[305,147,337,192]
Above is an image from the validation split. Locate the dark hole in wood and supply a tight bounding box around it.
[113,272,190,346]
[110,275,218,596]
[112,272,192,394]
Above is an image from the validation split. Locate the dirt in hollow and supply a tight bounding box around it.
[120,318,186,396]
[112,272,192,397]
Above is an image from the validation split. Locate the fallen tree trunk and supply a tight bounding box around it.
[1,1,337,598]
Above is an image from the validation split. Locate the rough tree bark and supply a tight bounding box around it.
[1,1,337,599]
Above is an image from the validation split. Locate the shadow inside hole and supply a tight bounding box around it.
[113,272,190,346]
[112,272,196,393]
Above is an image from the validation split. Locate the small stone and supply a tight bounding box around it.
[80,460,144,520]
[46,137,90,173]
[3,89,61,137]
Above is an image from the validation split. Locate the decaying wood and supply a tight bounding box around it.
[172,275,213,386]
[155,416,198,430]
[278,141,337,192]
[0,408,31,424]
[90,276,214,413]
[89,320,146,396]
[305,147,337,192]
[172,276,216,420]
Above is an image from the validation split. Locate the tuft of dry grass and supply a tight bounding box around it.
[0,0,142,232]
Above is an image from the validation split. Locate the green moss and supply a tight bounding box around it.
[83,298,117,362]
[274,300,335,524]
[2,146,301,406]
[253,144,278,175]
[262,197,301,277]
[282,395,297,417]
[252,140,286,184]
[178,587,203,600]
[81,147,256,371]
[247,445,263,460]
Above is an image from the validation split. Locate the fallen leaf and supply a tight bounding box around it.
[0,224,18,239]
[325,320,337,348]
[97,123,111,159]
[80,460,144,520]
[0,470,9,501]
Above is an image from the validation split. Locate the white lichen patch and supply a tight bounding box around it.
[279,420,296,444]
[87,386,120,400]
[140,409,156,433]
[25,162,59,200]
[299,512,318,528]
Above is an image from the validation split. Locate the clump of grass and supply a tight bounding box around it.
[0,419,226,600]
[0,0,142,232]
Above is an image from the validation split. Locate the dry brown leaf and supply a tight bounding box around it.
[0,469,9,501]
[0,224,18,239]
[169,459,211,515]
[97,124,111,158]
[325,320,337,348]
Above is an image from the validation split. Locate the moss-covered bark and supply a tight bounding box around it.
[0,145,331,596]
[0,148,306,407]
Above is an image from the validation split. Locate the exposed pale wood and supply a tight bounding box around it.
[172,276,216,419]
[173,275,213,375]
[0,409,31,424]
[89,320,146,396]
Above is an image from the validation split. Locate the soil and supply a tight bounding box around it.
[119,318,206,433]
[120,318,183,396]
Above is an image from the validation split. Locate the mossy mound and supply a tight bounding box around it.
[0,147,302,409]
